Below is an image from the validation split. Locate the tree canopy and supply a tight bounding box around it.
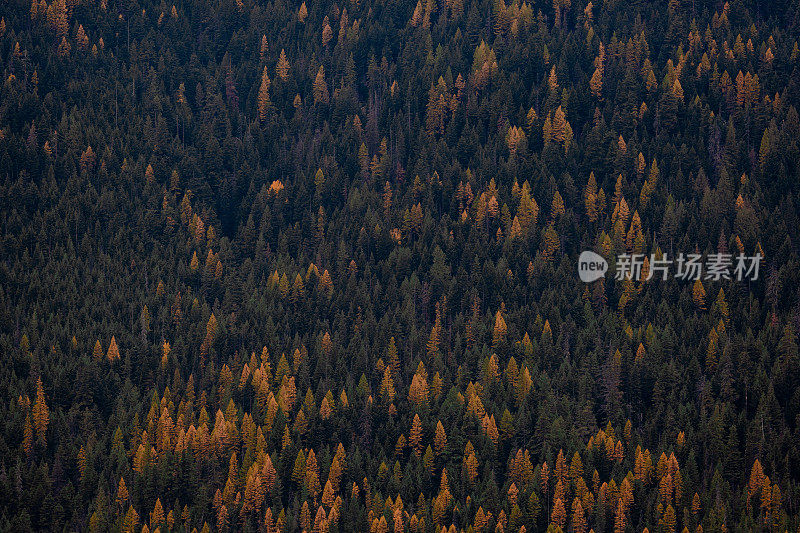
[1,0,800,531]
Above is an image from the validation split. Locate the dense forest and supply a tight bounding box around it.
[1,0,800,530]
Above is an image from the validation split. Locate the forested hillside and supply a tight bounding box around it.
[1,0,800,530]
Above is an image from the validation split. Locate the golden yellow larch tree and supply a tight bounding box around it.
[313,505,328,532]
[639,159,659,208]
[291,449,307,486]
[385,336,400,383]
[206,313,218,344]
[292,407,308,435]
[380,366,396,404]
[517,182,539,235]
[645,64,658,92]
[116,477,129,507]
[434,420,447,455]
[276,49,290,80]
[259,35,268,59]
[589,67,603,98]
[672,78,684,101]
[612,498,626,533]
[410,0,423,26]
[323,456,341,495]
[551,189,565,219]
[408,364,429,409]
[216,504,229,532]
[551,496,566,529]
[542,223,560,260]
[123,505,140,533]
[486,353,500,384]
[463,450,479,485]
[322,16,333,46]
[23,413,33,457]
[572,497,586,533]
[492,309,507,347]
[305,448,322,498]
[107,336,120,361]
[473,506,488,532]
[590,42,605,98]
[550,106,572,151]
[313,65,329,104]
[422,445,434,476]
[584,172,599,222]
[92,339,103,360]
[661,503,676,533]
[409,414,423,455]
[319,390,334,420]
[77,444,89,480]
[317,269,333,298]
[693,280,707,310]
[258,66,271,122]
[483,414,499,445]
[637,152,647,178]
[150,498,165,530]
[76,24,88,50]
[747,458,765,507]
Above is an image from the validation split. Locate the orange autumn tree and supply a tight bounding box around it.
[492,309,507,347]
[584,172,599,222]
[313,66,329,104]
[408,362,429,409]
[258,66,271,121]
[380,366,396,404]
[305,449,321,498]
[590,42,605,98]
[434,420,447,455]
[92,339,103,360]
[276,49,290,80]
[32,377,48,444]
[409,414,423,456]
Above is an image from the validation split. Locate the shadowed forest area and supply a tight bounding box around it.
[1,0,800,530]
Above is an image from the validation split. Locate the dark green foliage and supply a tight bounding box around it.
[1,0,800,530]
